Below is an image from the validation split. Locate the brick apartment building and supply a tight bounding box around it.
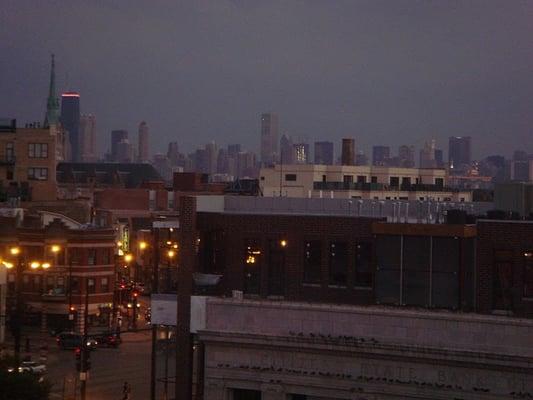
[0,119,65,201]
[0,214,115,332]
[157,196,533,400]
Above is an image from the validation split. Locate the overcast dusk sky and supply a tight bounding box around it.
[1,0,532,158]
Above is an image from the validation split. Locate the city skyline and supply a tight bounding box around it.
[1,1,532,158]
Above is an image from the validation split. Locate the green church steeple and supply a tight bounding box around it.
[43,54,60,127]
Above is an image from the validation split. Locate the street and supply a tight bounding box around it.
[46,328,176,400]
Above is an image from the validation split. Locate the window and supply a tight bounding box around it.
[343,175,353,184]
[435,178,444,187]
[5,142,14,161]
[70,277,80,294]
[329,242,348,285]
[28,143,48,158]
[102,248,110,265]
[303,241,321,284]
[401,177,411,187]
[88,278,96,294]
[357,175,366,183]
[322,175,326,182]
[87,249,96,265]
[371,176,378,183]
[28,167,48,180]
[285,174,297,181]
[244,240,261,295]
[355,242,373,287]
[267,239,285,296]
[390,177,400,187]
[56,277,65,293]
[101,277,109,293]
[46,276,54,292]
[523,252,533,298]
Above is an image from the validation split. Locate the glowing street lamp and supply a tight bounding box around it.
[124,254,133,263]
[30,261,41,269]
[10,247,20,256]
[139,241,148,250]
[280,240,288,248]
[167,250,175,259]
[51,245,61,254]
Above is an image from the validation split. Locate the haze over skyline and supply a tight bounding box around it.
[1,0,532,158]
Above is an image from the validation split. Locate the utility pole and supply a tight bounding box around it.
[80,277,90,400]
[150,227,160,400]
[12,252,23,363]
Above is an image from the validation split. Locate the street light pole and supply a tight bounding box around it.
[13,251,22,363]
[150,227,160,400]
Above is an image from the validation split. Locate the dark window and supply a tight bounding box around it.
[322,174,326,182]
[355,242,373,287]
[5,142,14,161]
[401,177,411,187]
[402,236,430,307]
[303,241,321,284]
[6,166,13,180]
[435,178,444,187]
[87,278,96,294]
[101,277,109,293]
[244,240,261,295]
[285,174,297,181]
[87,249,96,265]
[56,277,65,294]
[375,235,401,305]
[493,250,513,310]
[102,248,110,265]
[329,241,348,285]
[371,176,378,183]
[70,277,80,294]
[343,175,353,184]
[390,176,400,187]
[267,239,285,296]
[233,388,261,400]
[432,237,460,309]
[357,175,366,183]
[46,276,54,292]
[523,252,533,298]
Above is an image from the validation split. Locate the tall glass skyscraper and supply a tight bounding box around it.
[61,92,80,161]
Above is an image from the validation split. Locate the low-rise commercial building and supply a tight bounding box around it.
[260,164,472,201]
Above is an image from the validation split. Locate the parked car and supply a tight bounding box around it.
[94,332,122,348]
[18,361,47,375]
[56,332,97,350]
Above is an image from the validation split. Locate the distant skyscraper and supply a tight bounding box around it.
[434,149,444,168]
[205,142,219,175]
[61,92,80,161]
[227,144,241,157]
[138,121,150,163]
[43,54,60,127]
[448,136,471,170]
[419,140,437,168]
[111,130,128,161]
[372,146,390,166]
[167,142,180,166]
[314,141,334,165]
[398,145,415,168]
[355,151,368,166]
[260,113,279,166]
[341,138,356,166]
[280,134,293,164]
[80,114,97,162]
[116,138,133,163]
[293,143,309,164]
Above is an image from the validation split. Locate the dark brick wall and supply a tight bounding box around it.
[196,213,381,305]
[476,220,533,317]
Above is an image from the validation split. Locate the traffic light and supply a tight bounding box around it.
[75,348,81,371]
